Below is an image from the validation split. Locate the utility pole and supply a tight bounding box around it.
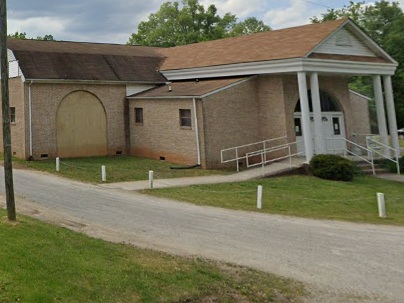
[1,0,16,221]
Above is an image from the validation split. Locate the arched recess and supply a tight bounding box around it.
[294,90,343,113]
[57,91,107,158]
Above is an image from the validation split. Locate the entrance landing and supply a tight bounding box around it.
[100,158,305,191]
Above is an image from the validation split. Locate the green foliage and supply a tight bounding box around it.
[380,156,404,173]
[310,154,355,181]
[128,0,270,47]
[8,31,27,39]
[229,17,271,37]
[311,1,404,128]
[143,176,404,225]
[8,31,55,41]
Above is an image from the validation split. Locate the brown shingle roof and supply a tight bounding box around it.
[130,77,249,98]
[156,18,349,71]
[9,39,167,82]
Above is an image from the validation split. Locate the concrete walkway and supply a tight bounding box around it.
[100,158,305,191]
[376,173,404,183]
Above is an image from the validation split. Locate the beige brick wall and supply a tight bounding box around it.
[0,77,27,159]
[29,83,127,159]
[201,79,260,168]
[349,91,371,146]
[129,98,201,166]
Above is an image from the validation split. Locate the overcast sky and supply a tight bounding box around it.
[8,0,404,44]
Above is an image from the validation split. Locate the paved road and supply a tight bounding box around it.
[1,168,404,303]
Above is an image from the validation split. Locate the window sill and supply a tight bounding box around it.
[180,126,192,130]
[135,123,144,126]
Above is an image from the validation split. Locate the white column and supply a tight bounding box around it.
[383,75,400,159]
[298,72,314,162]
[373,75,389,157]
[310,73,325,154]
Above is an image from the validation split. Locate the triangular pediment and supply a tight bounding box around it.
[309,20,396,64]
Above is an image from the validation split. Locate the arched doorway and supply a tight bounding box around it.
[57,91,107,158]
[294,90,346,154]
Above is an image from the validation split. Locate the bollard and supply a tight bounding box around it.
[56,157,60,172]
[377,193,386,218]
[149,171,154,189]
[101,165,106,182]
[257,185,263,209]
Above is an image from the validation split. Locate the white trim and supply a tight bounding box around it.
[308,19,396,63]
[193,98,201,165]
[349,90,372,100]
[161,57,397,80]
[307,19,350,56]
[29,81,33,158]
[128,76,256,99]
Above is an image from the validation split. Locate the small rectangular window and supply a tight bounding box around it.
[294,118,302,136]
[179,109,192,128]
[135,108,143,124]
[10,107,16,123]
[333,117,341,135]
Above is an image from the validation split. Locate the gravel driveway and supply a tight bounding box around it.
[1,167,403,303]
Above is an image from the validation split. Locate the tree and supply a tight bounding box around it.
[311,1,404,128]
[8,31,55,41]
[128,0,270,47]
[229,17,271,37]
[1,0,17,221]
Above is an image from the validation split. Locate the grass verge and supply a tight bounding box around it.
[0,209,305,303]
[1,155,228,183]
[142,175,404,225]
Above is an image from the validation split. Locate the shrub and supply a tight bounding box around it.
[380,156,404,174]
[310,154,355,182]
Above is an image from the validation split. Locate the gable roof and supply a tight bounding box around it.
[156,18,349,71]
[129,77,251,99]
[8,39,167,83]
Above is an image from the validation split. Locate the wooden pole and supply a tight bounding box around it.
[1,0,16,221]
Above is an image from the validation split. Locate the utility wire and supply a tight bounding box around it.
[302,0,333,9]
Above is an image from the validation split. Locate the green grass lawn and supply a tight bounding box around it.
[0,210,304,303]
[3,155,228,183]
[142,175,404,225]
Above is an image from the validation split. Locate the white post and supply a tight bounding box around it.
[101,165,106,182]
[377,193,386,218]
[56,157,60,172]
[373,75,390,157]
[149,170,154,189]
[383,75,401,162]
[310,72,325,154]
[257,185,263,209]
[298,72,314,162]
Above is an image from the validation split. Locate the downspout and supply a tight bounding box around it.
[193,98,201,166]
[29,80,33,159]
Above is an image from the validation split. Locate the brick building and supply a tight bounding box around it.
[2,18,401,169]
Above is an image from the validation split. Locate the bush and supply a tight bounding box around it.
[310,154,355,182]
[380,156,404,174]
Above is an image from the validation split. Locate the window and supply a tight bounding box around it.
[179,109,192,128]
[10,107,16,123]
[333,117,341,135]
[135,108,143,124]
[294,118,302,136]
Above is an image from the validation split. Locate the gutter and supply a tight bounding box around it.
[24,78,167,85]
[29,80,33,159]
[193,98,201,166]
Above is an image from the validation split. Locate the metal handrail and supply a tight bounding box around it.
[366,137,400,174]
[326,137,375,175]
[245,140,304,169]
[220,136,287,171]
